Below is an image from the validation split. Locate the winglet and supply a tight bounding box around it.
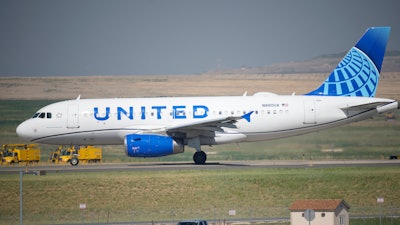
[306,27,391,97]
[241,111,254,122]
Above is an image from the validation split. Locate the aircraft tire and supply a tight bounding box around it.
[193,151,207,165]
[70,157,79,166]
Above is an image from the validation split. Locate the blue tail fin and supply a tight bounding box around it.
[306,27,390,97]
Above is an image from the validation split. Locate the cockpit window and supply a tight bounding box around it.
[32,112,52,119]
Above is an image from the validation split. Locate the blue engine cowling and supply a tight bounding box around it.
[125,134,184,157]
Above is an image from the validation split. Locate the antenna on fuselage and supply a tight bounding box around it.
[76,94,81,100]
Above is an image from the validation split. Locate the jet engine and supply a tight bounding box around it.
[125,134,184,157]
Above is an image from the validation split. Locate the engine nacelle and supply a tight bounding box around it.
[125,134,184,157]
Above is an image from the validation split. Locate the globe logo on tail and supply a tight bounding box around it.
[306,27,390,98]
[324,47,379,97]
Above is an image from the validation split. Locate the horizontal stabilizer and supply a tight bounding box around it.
[340,101,393,111]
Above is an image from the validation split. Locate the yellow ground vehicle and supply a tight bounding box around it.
[1,144,40,165]
[48,146,62,163]
[56,145,102,166]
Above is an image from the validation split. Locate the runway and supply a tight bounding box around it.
[1,160,399,174]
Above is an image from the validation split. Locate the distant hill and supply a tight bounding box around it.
[207,50,400,74]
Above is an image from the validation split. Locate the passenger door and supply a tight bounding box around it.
[303,100,317,124]
[67,104,79,128]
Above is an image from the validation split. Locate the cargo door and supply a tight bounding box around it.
[303,100,316,124]
[67,104,80,128]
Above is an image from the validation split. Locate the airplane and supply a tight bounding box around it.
[16,27,398,165]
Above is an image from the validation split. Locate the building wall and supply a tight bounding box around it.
[333,209,349,225]
[290,211,336,225]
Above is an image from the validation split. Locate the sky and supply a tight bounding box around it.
[0,0,399,76]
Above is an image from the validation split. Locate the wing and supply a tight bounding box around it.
[166,111,253,139]
[117,111,253,144]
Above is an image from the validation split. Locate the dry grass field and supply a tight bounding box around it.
[1,72,399,100]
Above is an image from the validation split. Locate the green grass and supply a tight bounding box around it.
[103,118,400,163]
[1,167,400,224]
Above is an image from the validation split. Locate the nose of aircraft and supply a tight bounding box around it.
[16,120,33,141]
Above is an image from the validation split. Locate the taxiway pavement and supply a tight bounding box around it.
[0,160,399,174]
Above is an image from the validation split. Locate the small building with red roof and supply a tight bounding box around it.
[289,199,350,225]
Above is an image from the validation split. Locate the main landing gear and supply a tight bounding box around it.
[188,137,207,165]
[193,151,207,165]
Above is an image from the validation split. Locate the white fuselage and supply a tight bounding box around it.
[16,94,398,146]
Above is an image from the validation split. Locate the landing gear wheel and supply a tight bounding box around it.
[70,157,79,166]
[193,151,207,165]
